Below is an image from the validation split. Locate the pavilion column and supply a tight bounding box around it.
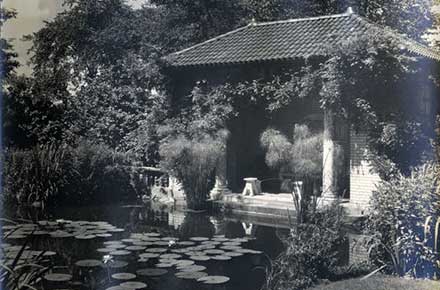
[321,108,349,200]
[210,134,232,200]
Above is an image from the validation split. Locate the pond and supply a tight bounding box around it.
[2,202,289,290]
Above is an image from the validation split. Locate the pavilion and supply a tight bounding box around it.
[164,8,440,212]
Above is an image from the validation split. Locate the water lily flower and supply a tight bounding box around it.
[102,255,114,264]
[168,240,176,248]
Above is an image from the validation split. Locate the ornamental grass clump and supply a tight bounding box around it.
[265,202,347,290]
[261,124,327,222]
[159,130,226,210]
[366,163,440,278]
[2,143,69,206]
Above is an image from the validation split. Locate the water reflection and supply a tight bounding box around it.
[3,203,358,290]
[178,212,215,239]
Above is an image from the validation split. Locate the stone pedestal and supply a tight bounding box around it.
[242,178,262,196]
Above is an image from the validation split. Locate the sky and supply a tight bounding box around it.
[1,0,147,75]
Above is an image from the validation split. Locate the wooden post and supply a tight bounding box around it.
[322,108,349,199]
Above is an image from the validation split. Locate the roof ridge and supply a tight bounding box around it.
[351,14,440,60]
[254,12,351,26]
[171,25,251,56]
[170,12,352,57]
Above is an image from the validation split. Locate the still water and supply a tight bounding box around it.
[3,202,287,290]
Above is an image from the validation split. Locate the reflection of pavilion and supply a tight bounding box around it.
[167,210,185,230]
[164,206,368,266]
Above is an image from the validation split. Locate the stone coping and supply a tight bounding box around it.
[216,193,368,220]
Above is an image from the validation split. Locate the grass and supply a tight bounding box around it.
[310,275,440,290]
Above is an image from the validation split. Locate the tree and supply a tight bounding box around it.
[26,0,169,164]
[0,8,19,80]
[151,0,248,44]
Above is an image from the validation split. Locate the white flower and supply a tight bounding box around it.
[103,255,114,264]
[168,240,176,248]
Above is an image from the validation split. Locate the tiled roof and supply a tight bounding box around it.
[167,10,440,67]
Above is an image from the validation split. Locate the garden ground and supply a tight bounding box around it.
[311,275,440,290]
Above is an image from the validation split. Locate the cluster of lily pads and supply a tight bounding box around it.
[3,219,124,240]
[1,219,126,288]
[98,232,262,289]
[1,219,264,289]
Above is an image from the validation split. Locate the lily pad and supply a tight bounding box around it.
[174,260,195,268]
[155,263,174,268]
[44,273,72,282]
[201,241,221,245]
[189,237,209,242]
[235,248,262,254]
[158,258,179,265]
[110,250,131,256]
[125,246,146,251]
[75,259,102,268]
[97,248,114,253]
[175,271,208,280]
[119,281,147,289]
[203,249,225,255]
[211,255,232,261]
[220,246,242,251]
[189,255,210,261]
[132,241,153,246]
[212,237,229,242]
[136,268,168,277]
[75,234,96,240]
[122,238,138,243]
[97,233,113,238]
[145,248,167,253]
[179,265,206,272]
[139,253,160,259]
[160,253,181,259]
[153,241,169,246]
[145,233,161,237]
[197,275,230,284]
[107,244,127,249]
[111,273,136,280]
[224,252,243,257]
[104,241,124,245]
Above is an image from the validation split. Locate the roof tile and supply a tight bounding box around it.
[167,12,440,67]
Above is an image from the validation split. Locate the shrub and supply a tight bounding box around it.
[366,163,440,278]
[265,201,346,290]
[66,140,137,204]
[159,130,226,210]
[2,141,138,206]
